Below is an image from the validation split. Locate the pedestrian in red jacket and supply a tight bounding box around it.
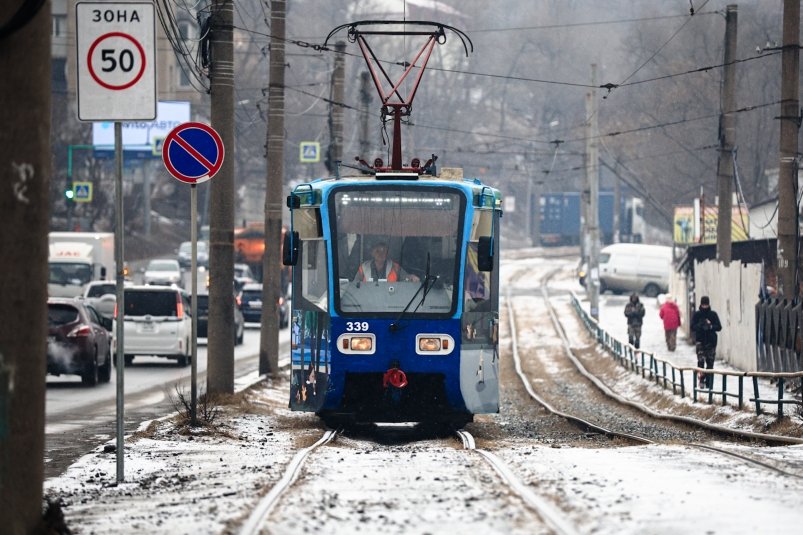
[659,295,682,351]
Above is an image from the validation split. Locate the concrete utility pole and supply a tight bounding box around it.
[0,2,50,531]
[207,0,236,395]
[328,41,346,173]
[716,4,738,266]
[613,176,621,243]
[359,71,371,160]
[586,64,601,320]
[776,0,800,299]
[260,0,286,376]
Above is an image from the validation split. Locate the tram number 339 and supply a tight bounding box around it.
[101,49,135,72]
[345,321,370,332]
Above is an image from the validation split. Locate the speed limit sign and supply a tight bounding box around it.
[76,2,156,121]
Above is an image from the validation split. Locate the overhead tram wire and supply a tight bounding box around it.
[610,0,714,92]
[465,10,721,33]
[232,22,779,95]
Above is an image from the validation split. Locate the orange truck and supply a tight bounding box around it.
[234,224,289,288]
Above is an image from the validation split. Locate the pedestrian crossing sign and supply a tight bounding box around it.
[152,136,165,156]
[300,141,320,163]
[72,181,93,203]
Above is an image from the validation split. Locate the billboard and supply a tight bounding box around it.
[674,203,749,244]
[91,101,191,156]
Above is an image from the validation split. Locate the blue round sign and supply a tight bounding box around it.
[162,122,224,184]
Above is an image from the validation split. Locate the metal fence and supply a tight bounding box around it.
[571,293,803,419]
[755,297,803,374]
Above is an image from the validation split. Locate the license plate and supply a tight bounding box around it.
[141,323,155,333]
[249,301,262,309]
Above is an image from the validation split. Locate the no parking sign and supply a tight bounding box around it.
[162,122,225,184]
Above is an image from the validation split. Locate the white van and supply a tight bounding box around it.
[113,285,192,366]
[597,243,672,297]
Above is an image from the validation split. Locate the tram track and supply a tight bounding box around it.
[504,260,803,480]
[239,420,585,534]
[239,429,341,535]
[454,429,580,535]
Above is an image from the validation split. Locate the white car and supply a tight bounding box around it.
[113,285,192,366]
[82,280,121,319]
[143,258,182,286]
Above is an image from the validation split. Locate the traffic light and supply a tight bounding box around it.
[64,185,75,201]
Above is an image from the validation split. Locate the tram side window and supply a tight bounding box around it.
[300,239,328,312]
[463,237,497,346]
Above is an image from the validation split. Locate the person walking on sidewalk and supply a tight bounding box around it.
[691,295,722,389]
[624,293,645,349]
[659,295,681,351]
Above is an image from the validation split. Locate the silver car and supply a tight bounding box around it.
[144,259,182,286]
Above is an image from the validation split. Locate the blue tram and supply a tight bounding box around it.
[283,170,502,427]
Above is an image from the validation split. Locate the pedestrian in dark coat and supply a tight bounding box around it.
[659,295,681,351]
[690,295,722,389]
[624,293,645,349]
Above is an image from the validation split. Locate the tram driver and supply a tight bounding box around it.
[354,241,420,283]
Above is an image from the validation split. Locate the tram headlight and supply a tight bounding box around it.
[418,337,441,352]
[337,333,376,354]
[350,337,373,351]
[415,334,454,355]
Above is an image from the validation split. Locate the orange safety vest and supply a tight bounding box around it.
[358,260,401,282]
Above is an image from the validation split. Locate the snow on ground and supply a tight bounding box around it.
[44,251,803,534]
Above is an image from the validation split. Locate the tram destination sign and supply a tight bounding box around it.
[76,2,156,121]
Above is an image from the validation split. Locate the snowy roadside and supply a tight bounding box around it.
[43,376,320,534]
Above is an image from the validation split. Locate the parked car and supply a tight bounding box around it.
[240,282,289,328]
[598,243,672,297]
[143,258,182,286]
[194,288,244,345]
[47,298,113,386]
[177,240,209,269]
[114,285,192,366]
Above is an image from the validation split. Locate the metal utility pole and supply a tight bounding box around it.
[359,71,371,160]
[586,65,601,320]
[207,0,236,395]
[716,4,738,266]
[327,41,345,173]
[776,0,800,299]
[260,0,286,376]
[0,2,50,530]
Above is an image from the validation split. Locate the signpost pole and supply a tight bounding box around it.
[76,1,156,485]
[114,121,125,482]
[190,184,198,426]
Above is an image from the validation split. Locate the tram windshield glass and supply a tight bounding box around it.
[332,187,464,316]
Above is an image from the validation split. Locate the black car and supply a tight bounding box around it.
[47,298,113,386]
[194,290,244,345]
[240,283,289,328]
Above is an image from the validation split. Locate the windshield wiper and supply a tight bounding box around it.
[389,252,436,332]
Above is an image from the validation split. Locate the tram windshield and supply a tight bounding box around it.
[331,187,464,316]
